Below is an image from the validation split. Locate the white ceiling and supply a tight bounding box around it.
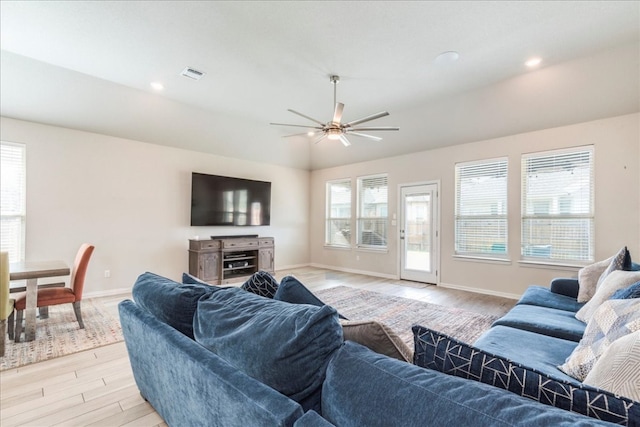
[1,1,638,170]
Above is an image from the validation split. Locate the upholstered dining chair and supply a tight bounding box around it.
[1,251,15,356]
[13,244,95,342]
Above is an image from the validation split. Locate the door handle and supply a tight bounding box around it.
[400,229,405,240]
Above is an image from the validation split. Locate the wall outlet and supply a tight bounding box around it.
[356,255,360,261]
[104,270,111,278]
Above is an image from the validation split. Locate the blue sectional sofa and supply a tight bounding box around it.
[119,272,630,426]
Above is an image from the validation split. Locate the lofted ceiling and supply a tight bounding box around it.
[1,1,639,171]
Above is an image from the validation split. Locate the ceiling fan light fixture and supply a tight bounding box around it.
[327,129,341,140]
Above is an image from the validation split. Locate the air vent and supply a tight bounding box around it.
[181,67,205,80]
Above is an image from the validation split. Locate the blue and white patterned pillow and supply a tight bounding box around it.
[413,325,640,426]
[560,298,640,381]
[241,270,279,298]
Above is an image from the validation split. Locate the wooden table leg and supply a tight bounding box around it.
[24,277,38,341]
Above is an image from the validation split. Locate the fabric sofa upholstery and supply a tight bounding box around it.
[492,304,586,342]
[120,272,629,427]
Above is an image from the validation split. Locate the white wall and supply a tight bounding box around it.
[310,113,640,298]
[1,117,310,296]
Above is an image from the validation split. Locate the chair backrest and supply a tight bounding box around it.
[0,251,12,321]
[70,244,95,301]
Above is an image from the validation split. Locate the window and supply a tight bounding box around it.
[357,174,388,249]
[1,141,26,262]
[326,179,351,247]
[455,158,508,258]
[521,146,594,263]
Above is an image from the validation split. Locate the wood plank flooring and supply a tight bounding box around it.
[0,267,515,426]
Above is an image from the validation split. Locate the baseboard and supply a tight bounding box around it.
[309,263,398,280]
[438,282,520,300]
[275,263,311,272]
[84,288,132,299]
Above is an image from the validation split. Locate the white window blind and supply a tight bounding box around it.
[326,179,351,247]
[521,146,594,262]
[357,174,388,248]
[455,158,508,257]
[1,141,26,262]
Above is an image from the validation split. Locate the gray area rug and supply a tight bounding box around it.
[316,286,498,346]
[1,299,123,371]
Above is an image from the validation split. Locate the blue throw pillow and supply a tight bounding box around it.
[132,272,217,339]
[274,275,348,320]
[194,287,343,407]
[182,272,213,287]
[241,270,279,298]
[412,325,640,425]
[611,281,640,299]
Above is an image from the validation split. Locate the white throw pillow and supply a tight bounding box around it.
[584,331,640,402]
[577,257,612,303]
[575,270,640,323]
[577,247,629,303]
[560,299,640,381]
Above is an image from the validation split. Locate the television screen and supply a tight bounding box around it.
[191,173,271,226]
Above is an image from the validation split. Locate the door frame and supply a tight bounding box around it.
[397,180,441,284]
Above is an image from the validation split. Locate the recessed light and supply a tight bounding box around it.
[434,51,460,65]
[150,82,164,91]
[525,57,542,68]
[307,131,315,137]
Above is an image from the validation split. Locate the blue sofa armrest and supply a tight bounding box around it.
[119,299,304,427]
[550,278,579,298]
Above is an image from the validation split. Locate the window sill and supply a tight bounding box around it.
[324,245,351,251]
[356,246,388,254]
[518,260,585,271]
[453,255,511,265]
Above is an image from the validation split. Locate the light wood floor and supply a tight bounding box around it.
[0,267,516,427]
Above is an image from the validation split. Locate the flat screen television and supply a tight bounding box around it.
[190,173,271,226]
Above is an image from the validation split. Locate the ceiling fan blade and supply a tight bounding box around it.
[348,132,382,141]
[283,132,314,138]
[349,126,399,131]
[270,122,323,130]
[344,111,389,127]
[314,134,328,144]
[332,102,344,124]
[338,134,351,147]
[288,109,326,126]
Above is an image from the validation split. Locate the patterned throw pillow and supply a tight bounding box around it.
[240,270,279,298]
[575,270,640,323]
[413,325,640,425]
[611,281,640,300]
[584,331,640,402]
[560,299,640,381]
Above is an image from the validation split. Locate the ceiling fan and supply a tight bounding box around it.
[270,75,399,147]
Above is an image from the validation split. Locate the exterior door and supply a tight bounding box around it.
[400,183,439,283]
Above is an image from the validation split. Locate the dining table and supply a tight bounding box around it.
[9,260,71,342]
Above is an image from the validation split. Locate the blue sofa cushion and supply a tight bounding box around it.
[611,280,640,299]
[119,300,305,427]
[492,304,586,342]
[241,270,279,298]
[414,325,640,425]
[194,287,342,408]
[517,285,585,313]
[132,272,217,339]
[550,278,580,298]
[274,275,348,320]
[473,325,579,383]
[323,341,610,427]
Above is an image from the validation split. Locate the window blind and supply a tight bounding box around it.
[1,141,26,262]
[455,158,508,257]
[357,174,388,248]
[326,179,351,247]
[521,146,594,262]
